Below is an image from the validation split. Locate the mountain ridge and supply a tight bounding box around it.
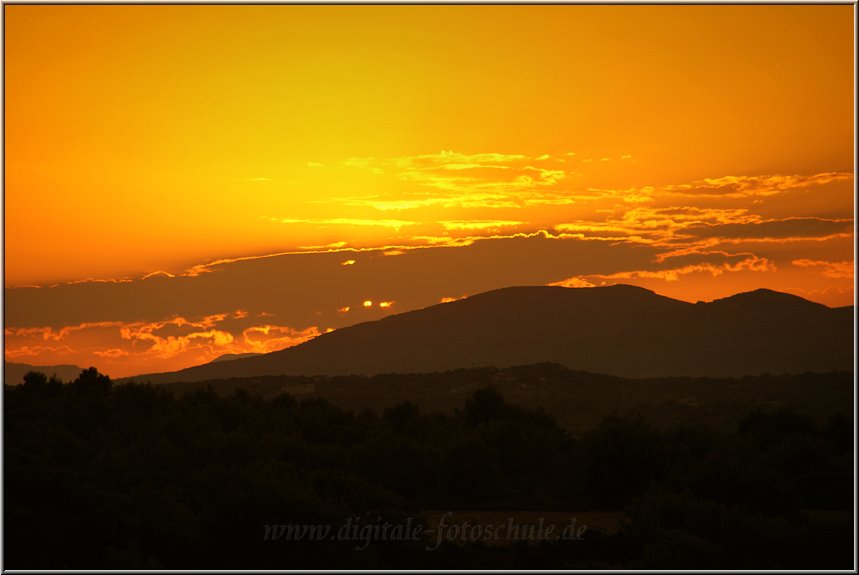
[122,285,853,383]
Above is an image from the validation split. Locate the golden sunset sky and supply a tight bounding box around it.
[4,5,855,377]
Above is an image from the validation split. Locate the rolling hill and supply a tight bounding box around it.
[4,362,85,385]
[125,284,854,384]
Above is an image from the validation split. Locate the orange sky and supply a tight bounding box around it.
[3,5,855,378]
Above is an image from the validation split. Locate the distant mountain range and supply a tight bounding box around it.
[4,362,84,385]
[123,285,853,383]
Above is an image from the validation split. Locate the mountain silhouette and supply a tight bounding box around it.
[4,362,84,385]
[125,285,853,384]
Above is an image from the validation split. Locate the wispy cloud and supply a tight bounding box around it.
[142,270,176,280]
[555,211,853,260]
[241,325,321,354]
[662,172,853,198]
[4,344,76,360]
[792,259,854,279]
[681,217,853,240]
[5,321,126,341]
[343,193,521,211]
[4,312,323,377]
[439,220,525,231]
[270,217,417,230]
[338,150,576,210]
[552,254,775,284]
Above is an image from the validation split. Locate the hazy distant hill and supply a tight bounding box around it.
[4,362,84,385]
[125,285,854,384]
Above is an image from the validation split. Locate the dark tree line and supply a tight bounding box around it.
[4,368,853,569]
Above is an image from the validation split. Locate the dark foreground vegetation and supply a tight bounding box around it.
[5,368,854,569]
[152,363,854,434]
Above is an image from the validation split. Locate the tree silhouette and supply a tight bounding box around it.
[72,366,113,393]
